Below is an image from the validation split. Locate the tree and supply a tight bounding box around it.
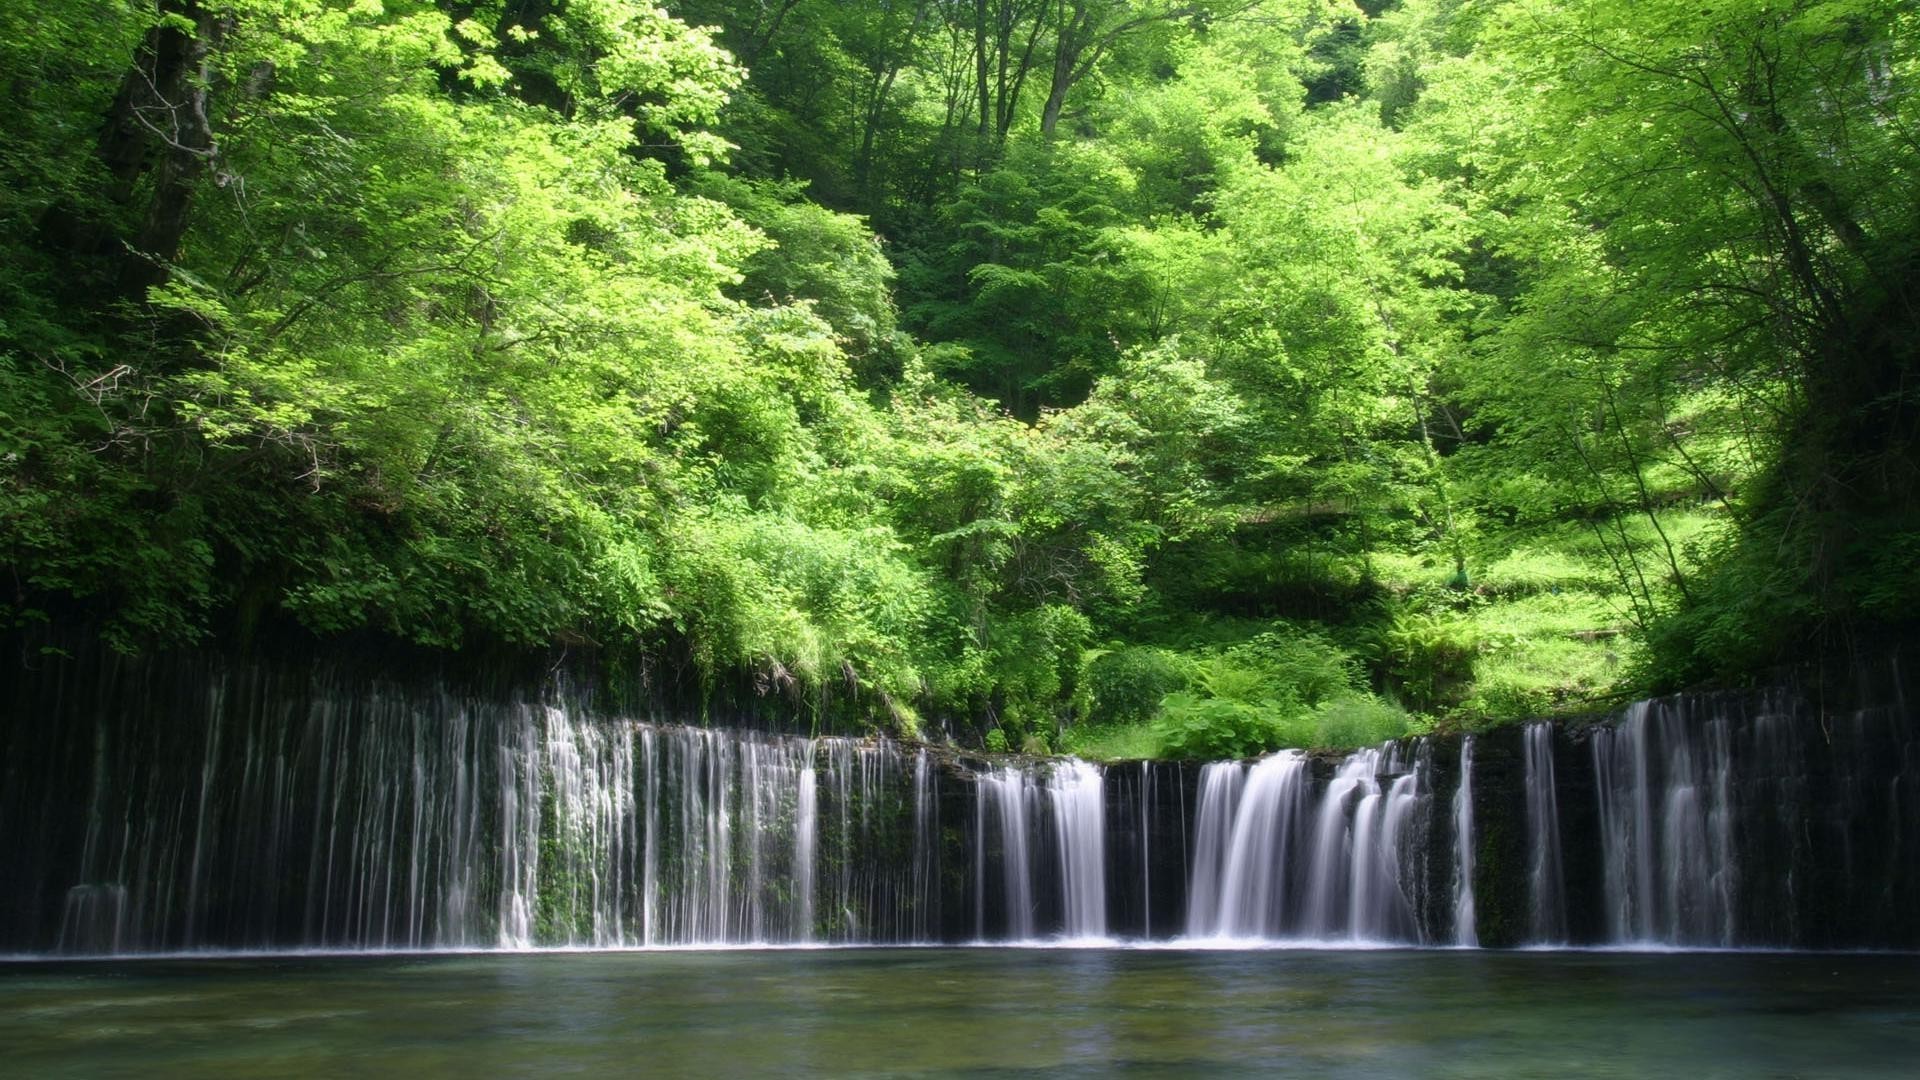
[1038,1,1212,136]
[1466,0,1920,676]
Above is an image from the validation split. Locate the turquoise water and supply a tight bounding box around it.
[2,948,1917,1077]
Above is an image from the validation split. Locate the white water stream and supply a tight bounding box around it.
[15,658,1912,954]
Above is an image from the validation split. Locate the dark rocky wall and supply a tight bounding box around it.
[4,638,1916,952]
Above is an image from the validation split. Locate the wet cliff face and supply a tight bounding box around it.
[1577,667,1920,949]
[2,643,1915,953]
[0,644,954,953]
[1456,657,1920,950]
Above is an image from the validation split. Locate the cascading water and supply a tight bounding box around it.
[1523,722,1566,943]
[1186,746,1430,943]
[971,759,1111,941]
[1186,752,1308,938]
[794,757,818,944]
[974,767,1034,940]
[1049,760,1108,939]
[1592,700,1737,946]
[1137,762,1154,932]
[9,676,939,952]
[910,750,937,940]
[5,645,1916,954]
[1451,736,1477,947]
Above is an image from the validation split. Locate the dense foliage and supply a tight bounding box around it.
[3,0,1914,756]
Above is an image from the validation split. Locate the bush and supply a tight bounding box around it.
[990,604,1094,721]
[1223,629,1356,705]
[658,508,932,695]
[1084,646,1190,725]
[1313,694,1410,748]
[1454,676,1552,724]
[1144,624,1383,758]
[1371,609,1478,712]
[1150,686,1409,757]
[1152,692,1285,760]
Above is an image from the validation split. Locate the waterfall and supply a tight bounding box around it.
[910,750,937,944]
[1592,700,1737,946]
[1523,722,1566,943]
[975,768,1036,940]
[17,680,937,952]
[56,884,128,955]
[972,759,1110,941]
[1185,761,1243,937]
[1451,736,1477,947]
[7,645,1917,954]
[1049,760,1108,939]
[1346,743,1426,943]
[1186,746,1428,943]
[1186,752,1306,938]
[795,758,818,943]
[1138,762,1154,933]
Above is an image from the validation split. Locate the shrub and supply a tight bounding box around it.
[1143,624,1379,757]
[1222,629,1356,705]
[1083,646,1191,725]
[1152,692,1284,760]
[990,604,1093,721]
[1313,693,1410,748]
[1371,609,1478,712]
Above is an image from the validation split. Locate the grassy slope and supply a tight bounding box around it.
[1059,505,1725,761]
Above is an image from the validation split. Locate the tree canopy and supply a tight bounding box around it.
[2,0,1914,754]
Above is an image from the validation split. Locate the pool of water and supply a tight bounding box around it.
[2,948,1916,1077]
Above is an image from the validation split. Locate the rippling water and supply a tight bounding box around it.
[3,948,1917,1077]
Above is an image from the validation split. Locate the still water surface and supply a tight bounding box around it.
[2,948,1916,1077]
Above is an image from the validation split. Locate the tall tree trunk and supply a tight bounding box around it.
[1039,0,1085,138]
[974,0,992,149]
[854,0,932,205]
[1039,65,1071,136]
[100,0,226,301]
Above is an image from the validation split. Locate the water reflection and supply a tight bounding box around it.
[2,949,1918,1077]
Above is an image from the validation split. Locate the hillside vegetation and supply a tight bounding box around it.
[3,0,1915,756]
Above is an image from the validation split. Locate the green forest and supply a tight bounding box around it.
[2,0,1915,757]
